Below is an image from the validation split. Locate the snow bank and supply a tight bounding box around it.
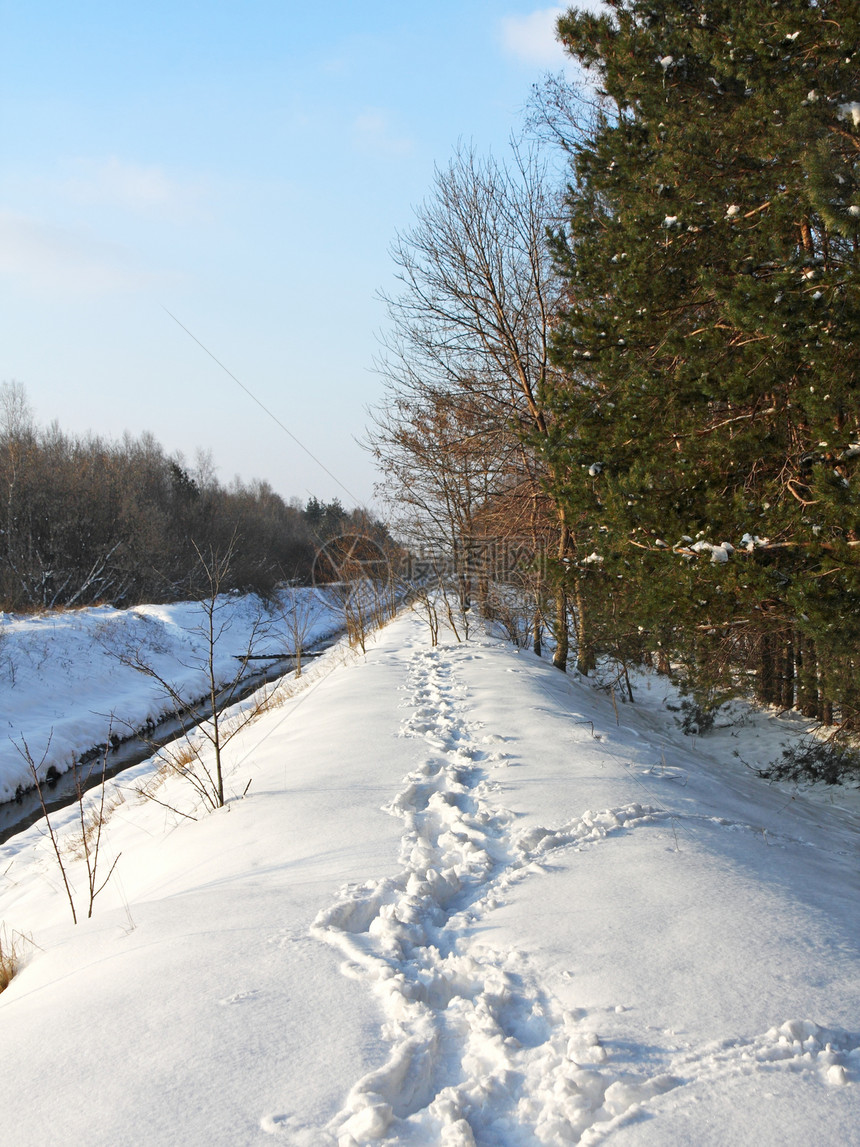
[0,611,858,1144]
[0,589,341,801]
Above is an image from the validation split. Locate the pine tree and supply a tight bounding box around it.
[547,0,860,718]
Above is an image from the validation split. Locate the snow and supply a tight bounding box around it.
[1,607,859,1145]
[740,533,770,552]
[688,540,733,563]
[0,589,342,801]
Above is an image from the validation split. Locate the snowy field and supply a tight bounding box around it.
[0,588,342,802]
[1,606,859,1146]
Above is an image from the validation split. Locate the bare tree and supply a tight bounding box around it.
[370,143,581,669]
[0,384,323,611]
[119,535,268,810]
[372,389,505,622]
[278,586,322,678]
[313,533,392,654]
[13,732,121,923]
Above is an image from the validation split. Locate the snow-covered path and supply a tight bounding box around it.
[1,612,858,1145]
[308,645,688,1146]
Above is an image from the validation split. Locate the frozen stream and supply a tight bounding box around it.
[0,643,335,845]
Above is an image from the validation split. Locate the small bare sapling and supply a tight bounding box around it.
[13,731,121,924]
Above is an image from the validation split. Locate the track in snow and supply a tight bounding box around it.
[263,645,859,1145]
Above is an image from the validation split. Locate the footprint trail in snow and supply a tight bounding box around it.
[268,645,859,1145]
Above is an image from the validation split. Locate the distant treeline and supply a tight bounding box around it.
[0,382,384,611]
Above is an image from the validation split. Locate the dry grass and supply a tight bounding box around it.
[236,658,336,718]
[163,739,198,772]
[0,927,20,993]
[63,788,125,861]
[131,642,353,813]
[132,739,197,802]
[246,683,280,718]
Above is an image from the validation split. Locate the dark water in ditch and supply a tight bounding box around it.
[0,642,335,846]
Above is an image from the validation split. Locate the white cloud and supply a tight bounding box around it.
[500,4,607,68]
[352,110,413,157]
[500,7,568,67]
[62,157,204,217]
[0,210,156,295]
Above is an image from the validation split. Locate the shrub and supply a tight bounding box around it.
[760,738,860,786]
[666,698,718,736]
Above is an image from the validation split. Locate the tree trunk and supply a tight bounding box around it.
[781,636,795,709]
[573,577,594,675]
[756,631,776,706]
[553,521,570,672]
[796,634,819,719]
[820,697,833,726]
[553,584,568,672]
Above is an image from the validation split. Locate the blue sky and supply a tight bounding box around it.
[0,3,572,509]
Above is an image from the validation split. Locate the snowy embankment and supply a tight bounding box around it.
[1,609,859,1146]
[0,589,342,801]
